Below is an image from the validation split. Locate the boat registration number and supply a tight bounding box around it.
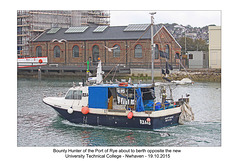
[139,119,151,125]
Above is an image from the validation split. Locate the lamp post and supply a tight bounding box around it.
[174,25,187,70]
[150,12,156,85]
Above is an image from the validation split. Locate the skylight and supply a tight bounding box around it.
[124,24,150,32]
[65,26,89,33]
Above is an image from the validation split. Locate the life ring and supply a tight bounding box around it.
[39,59,43,64]
[81,106,89,115]
[119,82,128,87]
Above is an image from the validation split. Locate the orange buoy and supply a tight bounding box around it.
[146,118,151,122]
[81,106,89,115]
[127,112,133,119]
[39,59,43,64]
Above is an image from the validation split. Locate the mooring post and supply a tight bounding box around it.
[38,67,42,81]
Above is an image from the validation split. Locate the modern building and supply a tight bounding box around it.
[208,26,221,69]
[17,10,110,56]
[31,24,183,68]
[188,51,208,68]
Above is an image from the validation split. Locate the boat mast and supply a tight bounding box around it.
[150,12,156,85]
[96,58,103,84]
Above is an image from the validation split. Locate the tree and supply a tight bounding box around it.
[176,37,208,54]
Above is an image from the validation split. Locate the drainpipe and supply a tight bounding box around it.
[104,41,106,65]
[46,42,48,64]
[125,40,128,66]
[65,41,67,65]
[84,41,86,62]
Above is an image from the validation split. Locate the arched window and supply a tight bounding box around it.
[134,44,142,58]
[36,46,42,57]
[155,44,159,59]
[165,44,170,59]
[54,46,60,58]
[92,45,99,62]
[113,45,120,57]
[175,53,180,59]
[72,45,79,58]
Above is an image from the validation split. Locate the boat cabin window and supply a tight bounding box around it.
[65,90,82,100]
[142,88,155,100]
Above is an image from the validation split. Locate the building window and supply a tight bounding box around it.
[165,44,170,59]
[155,44,159,59]
[175,53,180,59]
[134,44,142,58]
[189,54,193,59]
[113,45,120,57]
[54,46,60,58]
[92,45,99,62]
[73,45,79,58]
[36,46,42,57]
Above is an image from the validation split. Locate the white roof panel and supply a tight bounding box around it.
[65,26,89,33]
[124,24,150,32]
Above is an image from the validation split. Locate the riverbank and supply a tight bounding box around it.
[17,68,221,82]
[129,68,221,82]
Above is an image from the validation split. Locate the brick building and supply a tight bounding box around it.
[17,10,110,56]
[32,24,182,68]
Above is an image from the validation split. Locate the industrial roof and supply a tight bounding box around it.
[34,24,160,42]
[33,24,181,48]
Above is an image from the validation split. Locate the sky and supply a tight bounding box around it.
[110,11,221,27]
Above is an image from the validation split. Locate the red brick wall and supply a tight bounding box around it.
[31,27,182,66]
[48,42,65,64]
[33,42,47,57]
[67,42,84,65]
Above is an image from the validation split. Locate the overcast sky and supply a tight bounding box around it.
[110,11,221,27]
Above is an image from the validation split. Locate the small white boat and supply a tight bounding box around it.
[17,57,48,68]
[172,78,193,85]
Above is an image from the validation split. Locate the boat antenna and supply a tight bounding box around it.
[150,12,156,85]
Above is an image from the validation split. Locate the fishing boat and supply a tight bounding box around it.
[43,58,193,130]
[42,13,194,130]
[17,56,48,68]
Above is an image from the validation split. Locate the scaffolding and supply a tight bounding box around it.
[17,10,110,56]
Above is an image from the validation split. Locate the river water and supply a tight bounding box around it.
[17,78,221,147]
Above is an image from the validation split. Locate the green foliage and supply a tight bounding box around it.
[177,37,208,53]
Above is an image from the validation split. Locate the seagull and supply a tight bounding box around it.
[103,46,118,52]
[138,80,142,84]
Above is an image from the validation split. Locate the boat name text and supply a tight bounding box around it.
[165,116,174,122]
